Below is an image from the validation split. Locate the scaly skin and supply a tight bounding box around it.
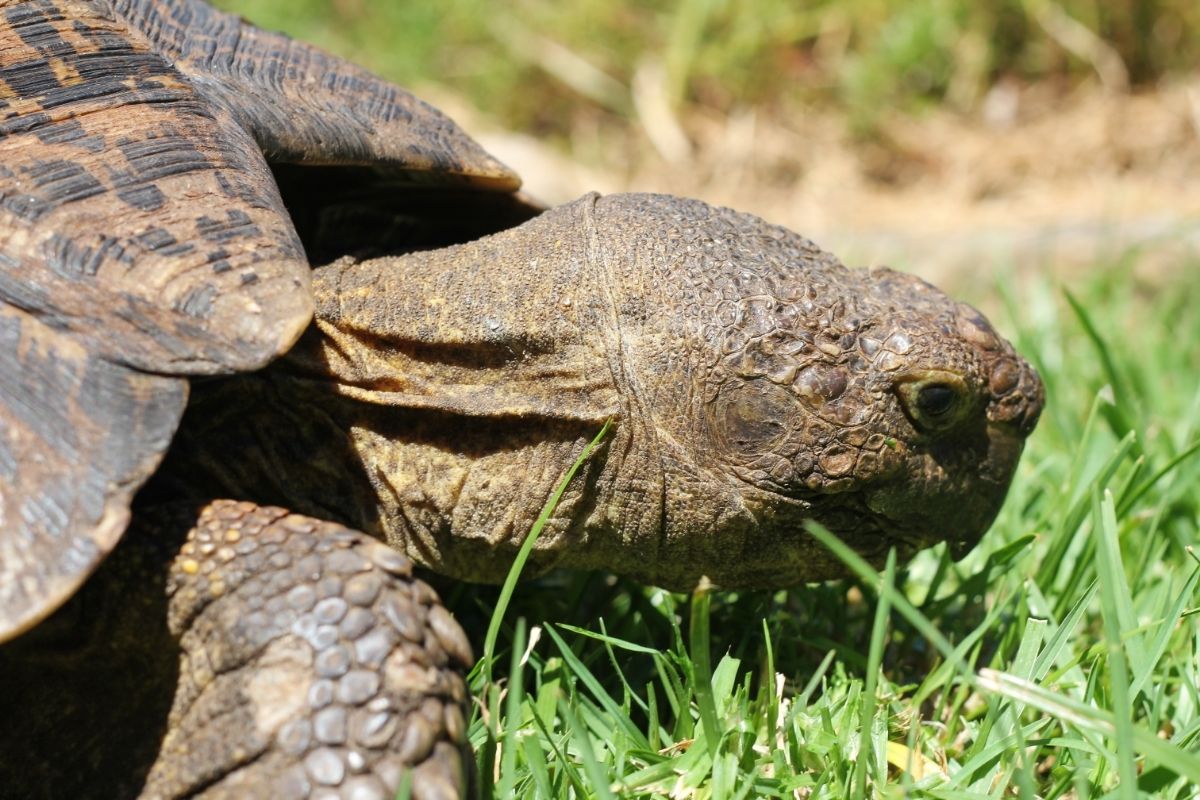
[146,502,471,800]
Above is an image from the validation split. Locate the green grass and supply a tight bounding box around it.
[220,0,1200,137]
[440,254,1200,798]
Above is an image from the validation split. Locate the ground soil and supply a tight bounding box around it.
[433,77,1200,292]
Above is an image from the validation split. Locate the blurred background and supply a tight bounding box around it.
[216,0,1200,286]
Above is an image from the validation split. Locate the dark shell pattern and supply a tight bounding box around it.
[0,0,521,641]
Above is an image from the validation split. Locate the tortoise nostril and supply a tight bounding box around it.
[1018,366,1046,435]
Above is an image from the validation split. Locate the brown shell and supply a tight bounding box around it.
[0,0,526,640]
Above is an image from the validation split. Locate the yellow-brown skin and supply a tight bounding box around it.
[174,192,1044,591]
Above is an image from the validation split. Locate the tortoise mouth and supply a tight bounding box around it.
[807,500,991,571]
[808,494,938,552]
[858,436,1023,562]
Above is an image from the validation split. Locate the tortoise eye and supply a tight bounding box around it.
[917,384,956,417]
[897,372,970,433]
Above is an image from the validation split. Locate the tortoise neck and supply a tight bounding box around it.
[156,199,674,583]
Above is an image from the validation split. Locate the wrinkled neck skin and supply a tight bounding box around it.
[258,192,749,588]
[178,192,1041,591]
[257,194,668,585]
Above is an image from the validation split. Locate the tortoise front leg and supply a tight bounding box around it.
[145,501,473,800]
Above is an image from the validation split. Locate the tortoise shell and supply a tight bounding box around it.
[0,0,533,641]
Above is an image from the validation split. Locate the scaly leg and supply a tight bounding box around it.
[140,500,473,800]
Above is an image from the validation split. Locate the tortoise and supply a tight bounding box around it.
[0,0,1045,797]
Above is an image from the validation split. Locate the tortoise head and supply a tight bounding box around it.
[587,194,1044,587]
